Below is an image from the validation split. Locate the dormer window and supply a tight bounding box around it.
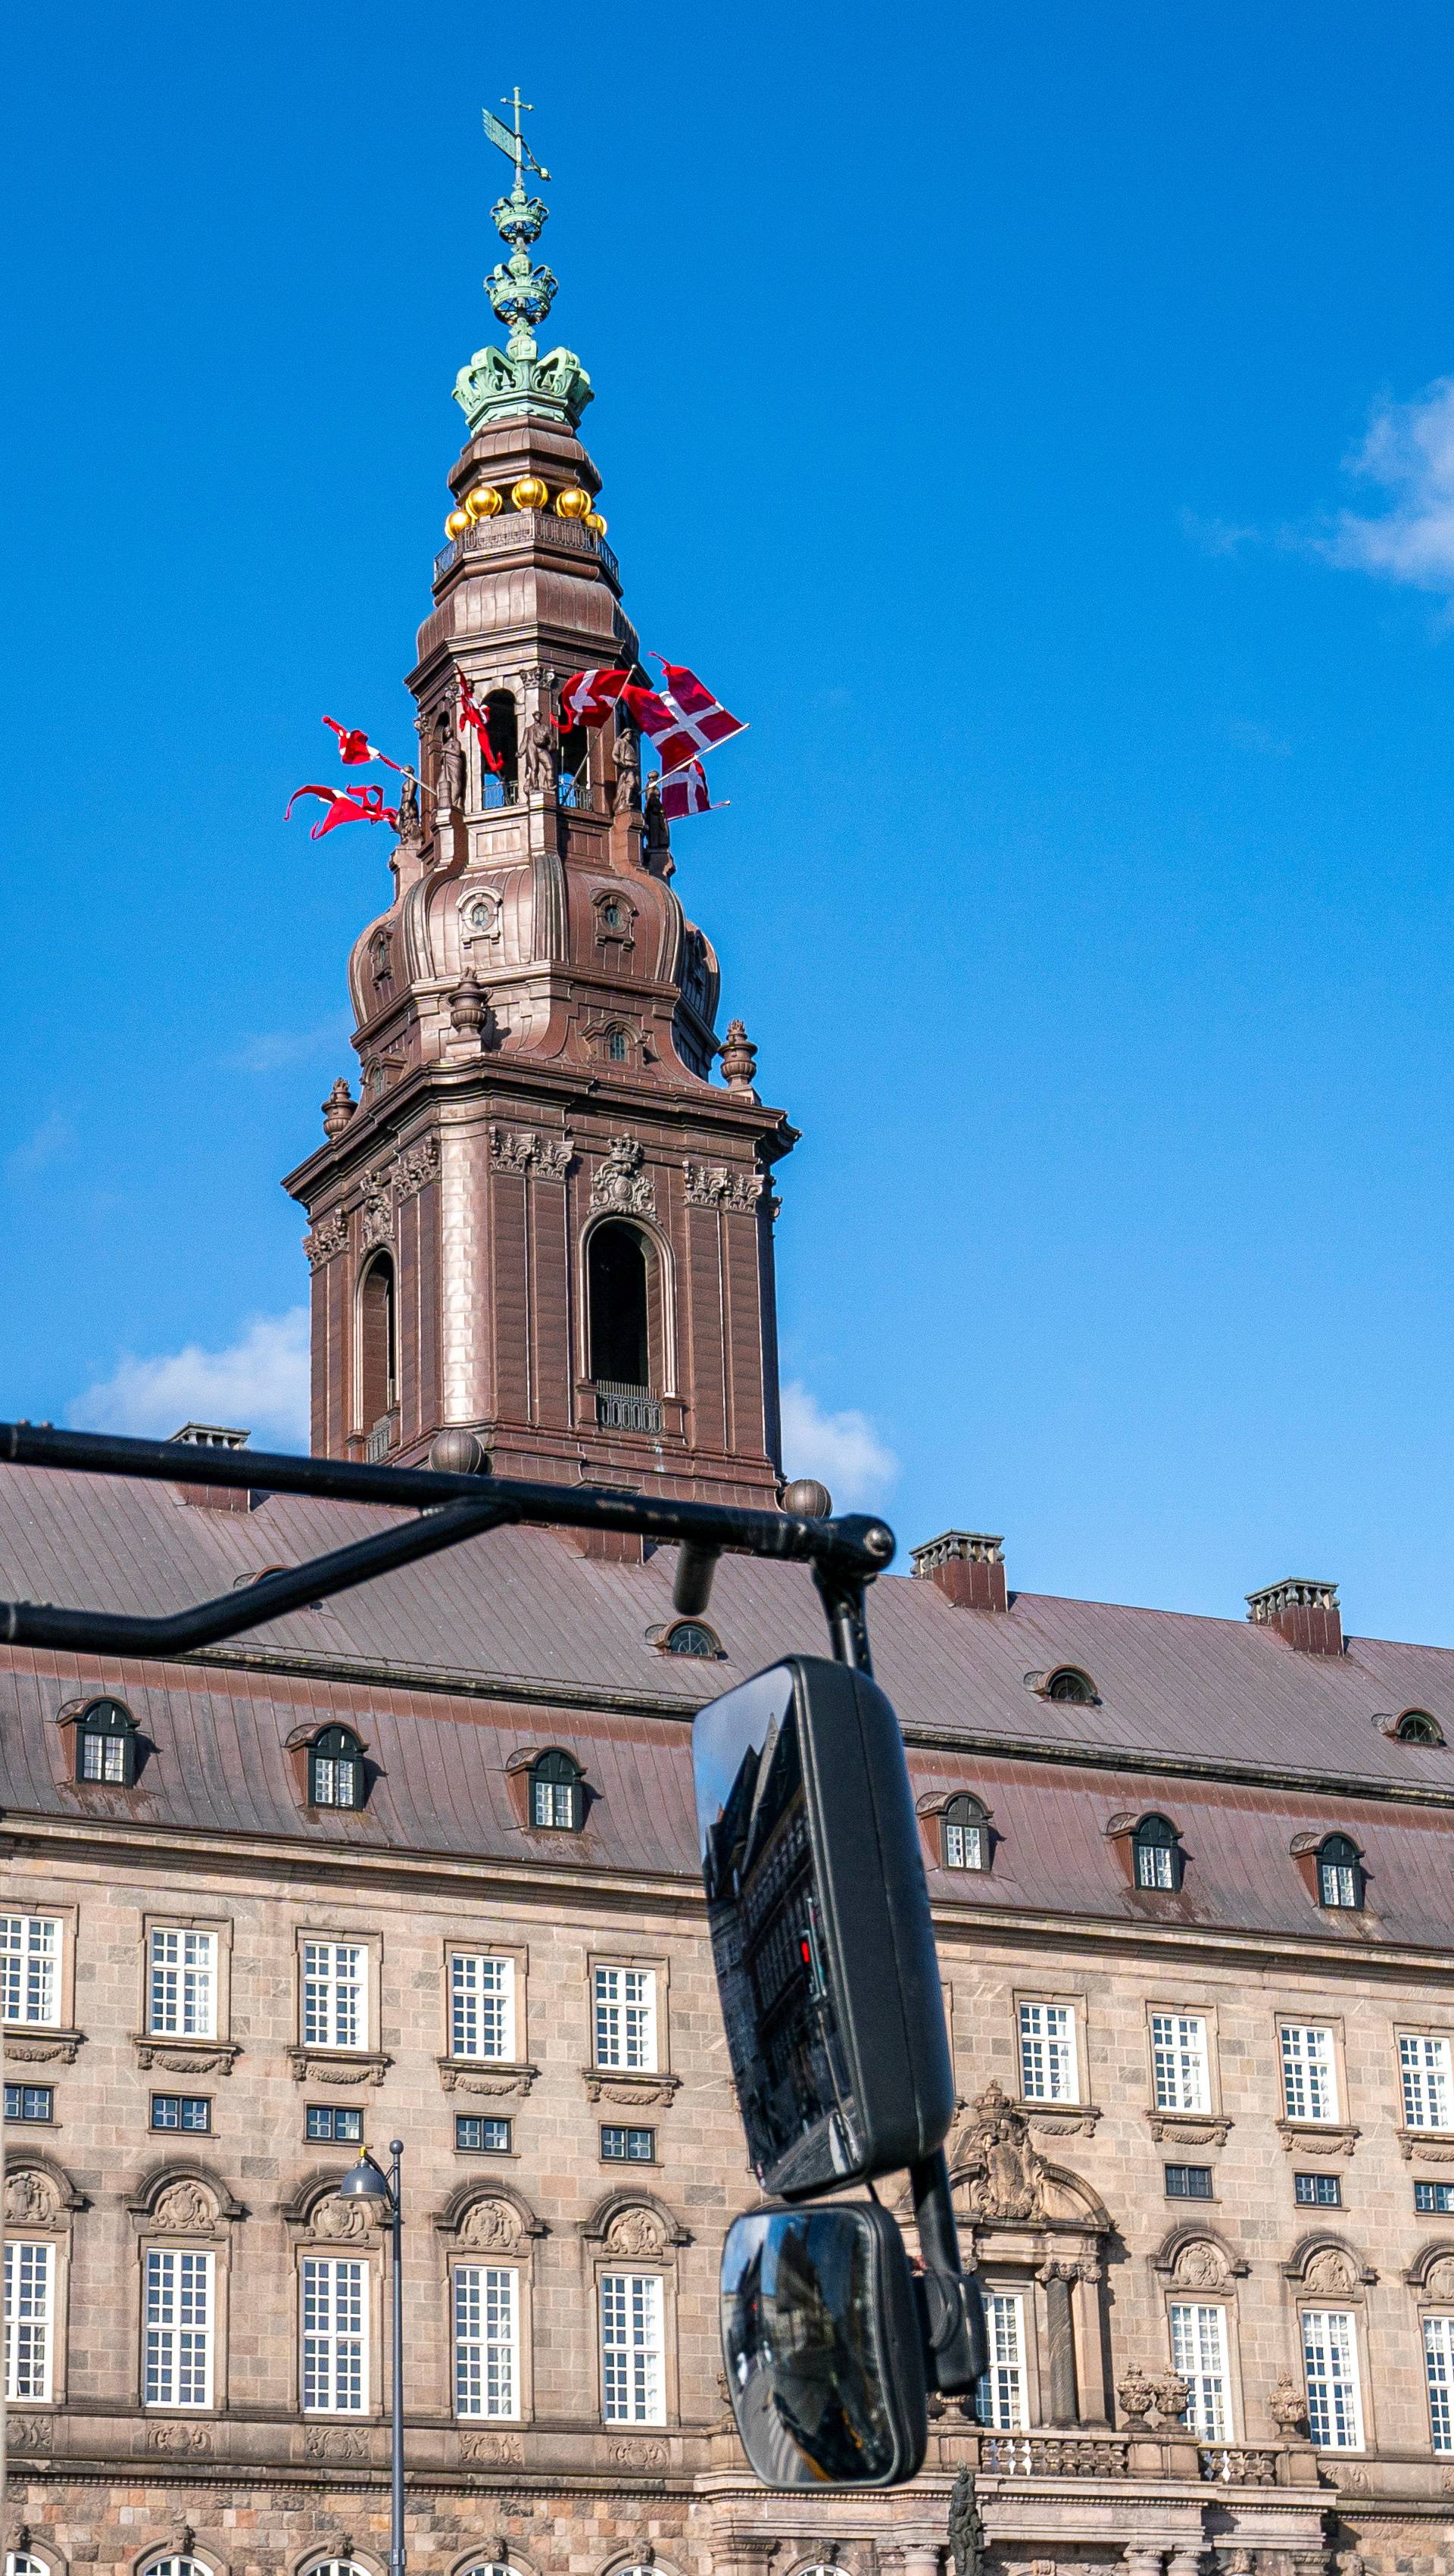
[1047,1666,1096,1705]
[607,1029,629,1063]
[1317,1833,1363,1909]
[529,1748,584,1831]
[1132,1813,1183,1891]
[308,1725,364,1810]
[1396,1710,1444,1746]
[941,1794,988,1872]
[662,1620,721,1659]
[76,1697,139,1785]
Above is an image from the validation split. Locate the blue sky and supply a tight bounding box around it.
[7,2,1454,1642]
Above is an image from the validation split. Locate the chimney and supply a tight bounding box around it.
[1246,1576,1342,1657]
[911,1531,1007,1613]
[169,1422,252,1513]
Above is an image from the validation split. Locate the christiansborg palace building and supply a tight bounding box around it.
[8,118,1454,2576]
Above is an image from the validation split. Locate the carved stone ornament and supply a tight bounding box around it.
[134,2037,241,2076]
[286,2046,392,2088]
[438,2057,538,2100]
[396,1135,441,1200]
[717,1017,758,1096]
[1427,2256,1454,2301]
[459,2427,524,2465]
[456,2199,520,2253]
[460,887,502,941]
[955,2081,1050,2222]
[609,2437,668,2467]
[491,1126,574,1181]
[360,1163,394,1248]
[1147,2112,1233,2148]
[5,2168,61,2225]
[304,2422,371,2462]
[948,2465,987,2576]
[1115,2364,1190,2430]
[590,1135,655,1216]
[8,2413,53,2452]
[323,1079,357,1140]
[304,1208,350,1270]
[148,2421,212,2456]
[1398,2128,1454,2161]
[2,2030,84,2065]
[684,1160,763,1213]
[1303,2247,1357,2296]
[604,2205,669,2259]
[311,2192,376,2242]
[1268,2373,1308,2435]
[1172,2238,1230,2290]
[582,2071,681,2108]
[151,2180,217,2234]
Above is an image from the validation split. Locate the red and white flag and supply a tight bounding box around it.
[323,715,404,773]
[658,760,725,819]
[456,668,502,773]
[559,667,632,729]
[622,672,746,776]
[648,654,747,754]
[285,782,399,839]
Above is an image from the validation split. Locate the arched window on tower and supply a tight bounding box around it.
[357,1251,398,1444]
[588,1222,661,1432]
[557,720,591,809]
[484,690,519,806]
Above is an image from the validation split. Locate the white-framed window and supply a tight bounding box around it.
[454,2262,520,2418]
[1170,2299,1230,2440]
[1,1916,61,2027]
[601,2269,664,2424]
[1302,2307,1365,2449]
[148,1928,217,2039]
[4,2238,53,2401]
[1280,2023,1339,2122]
[973,2290,1026,2429]
[144,2247,214,2409]
[1018,2000,1077,2102]
[1151,2013,1211,2114]
[451,1954,515,2062]
[1425,2313,1454,2453]
[594,1966,657,2072]
[1402,2034,1454,2131]
[302,1941,367,2050]
[301,2256,367,2412]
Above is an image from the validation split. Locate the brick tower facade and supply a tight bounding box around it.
[282,162,790,1509]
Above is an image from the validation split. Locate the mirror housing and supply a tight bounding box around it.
[720,2202,927,2487]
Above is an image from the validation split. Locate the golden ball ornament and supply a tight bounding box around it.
[511,475,550,511]
[554,484,590,520]
[445,507,470,538]
[584,509,608,537]
[464,482,502,521]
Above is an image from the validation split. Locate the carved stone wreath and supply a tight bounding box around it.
[134,2036,241,2077]
[582,2069,681,2108]
[438,2056,538,2100]
[286,2046,393,2088]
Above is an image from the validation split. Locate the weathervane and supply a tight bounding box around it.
[453,89,593,433]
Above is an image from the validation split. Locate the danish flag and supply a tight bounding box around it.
[622,662,746,775]
[456,668,502,773]
[323,715,403,773]
[659,760,725,819]
[559,667,633,729]
[284,782,399,838]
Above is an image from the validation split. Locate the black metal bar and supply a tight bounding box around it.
[812,1563,874,1672]
[910,2146,987,2396]
[1,1502,514,1656]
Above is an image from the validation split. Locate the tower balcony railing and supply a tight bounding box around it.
[594,1380,663,1435]
[479,776,520,810]
[433,510,620,589]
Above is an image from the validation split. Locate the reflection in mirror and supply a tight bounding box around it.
[720,2203,926,2487]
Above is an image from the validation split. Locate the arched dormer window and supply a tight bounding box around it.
[1317,1833,1364,1909]
[1047,1666,1096,1705]
[1396,1709,1445,1746]
[529,1748,584,1832]
[941,1794,989,1872]
[308,1725,365,1810]
[1133,1813,1184,1891]
[75,1695,139,1785]
[662,1619,721,1659]
[357,1250,398,1434]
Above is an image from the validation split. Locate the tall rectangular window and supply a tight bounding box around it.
[144,2247,214,2409]
[600,2271,664,2424]
[1281,2024,1340,2123]
[451,1954,515,2062]
[1302,2308,1364,2449]
[594,1968,657,2072]
[301,1943,366,2050]
[1170,2300,1230,2440]
[1426,2315,1454,2453]
[301,2256,367,2412]
[973,2291,1027,2431]
[454,2262,519,2418]
[1151,2014,1211,2113]
[1018,2001,1077,2103]
[1402,2034,1454,2131]
[148,1930,217,2039]
[5,2240,53,2402]
[1,1916,61,2027]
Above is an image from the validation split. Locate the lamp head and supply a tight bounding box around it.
[337,2149,393,2203]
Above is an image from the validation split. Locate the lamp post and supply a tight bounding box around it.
[339,2141,405,2576]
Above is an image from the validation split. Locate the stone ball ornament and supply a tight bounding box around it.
[554,484,591,519]
[445,507,470,537]
[465,482,503,520]
[429,1428,493,1478]
[511,475,550,511]
[782,1478,834,1521]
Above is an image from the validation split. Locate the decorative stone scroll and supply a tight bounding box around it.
[134,2035,241,2077]
[152,2180,220,2234]
[437,2055,538,2100]
[396,1135,441,1199]
[590,1135,655,1215]
[2,2028,85,2066]
[490,1126,573,1180]
[684,1160,762,1213]
[5,2168,65,2227]
[582,2069,681,2108]
[304,1209,350,1270]
[460,2427,524,2465]
[305,2422,371,2462]
[286,2044,392,2088]
[148,2421,212,2456]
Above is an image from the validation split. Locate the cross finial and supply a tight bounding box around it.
[482,85,550,189]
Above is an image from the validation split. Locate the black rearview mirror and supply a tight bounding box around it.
[720,2203,928,2487]
[692,1654,954,2196]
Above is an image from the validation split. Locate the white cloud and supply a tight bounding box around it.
[226,1017,349,1074]
[779,1380,899,1509]
[6,1111,76,1179]
[1321,376,1454,592]
[68,1309,310,1450]
[1179,507,1259,557]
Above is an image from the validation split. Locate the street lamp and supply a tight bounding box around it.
[339,2141,405,2576]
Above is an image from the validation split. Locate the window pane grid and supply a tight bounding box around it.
[1303,2308,1364,2449]
[1,1916,60,2026]
[302,1943,366,2050]
[144,2248,213,2408]
[1135,1839,1175,1888]
[452,1955,514,2062]
[1281,2025,1339,2123]
[82,1729,127,1781]
[1402,2034,1453,2131]
[5,2240,53,2401]
[1170,2300,1229,2440]
[301,2257,367,2412]
[1151,2013,1210,2112]
[1019,2002,1076,2102]
[973,2292,1025,2430]
[594,1968,657,2072]
[148,1930,217,2039]
[601,2271,664,2424]
[943,1819,984,1871]
[1426,2315,1454,2453]
[454,2262,519,2418]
